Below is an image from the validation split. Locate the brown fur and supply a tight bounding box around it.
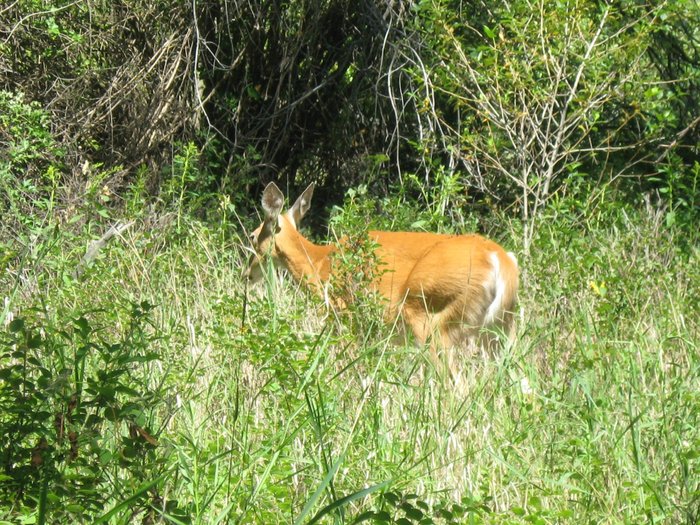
[245,183,519,374]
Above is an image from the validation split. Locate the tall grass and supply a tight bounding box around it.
[1,194,698,524]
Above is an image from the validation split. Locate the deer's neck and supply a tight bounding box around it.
[277,229,334,290]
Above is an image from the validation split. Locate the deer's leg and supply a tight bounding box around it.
[404,307,455,381]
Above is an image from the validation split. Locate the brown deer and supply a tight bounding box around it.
[244,182,519,375]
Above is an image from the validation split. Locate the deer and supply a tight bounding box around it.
[244,182,519,377]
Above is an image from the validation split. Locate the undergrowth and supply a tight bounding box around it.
[1,188,698,524]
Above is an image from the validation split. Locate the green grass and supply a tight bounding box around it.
[1,200,698,524]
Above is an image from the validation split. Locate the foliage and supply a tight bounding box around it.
[2,0,700,523]
[3,0,699,216]
[195,0,404,192]
[1,0,408,203]
[1,0,197,193]
[327,186,387,338]
[405,0,700,250]
[0,303,169,524]
[0,179,698,523]
[0,90,63,235]
[350,491,493,524]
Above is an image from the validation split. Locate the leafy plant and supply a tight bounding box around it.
[0,90,63,234]
[0,303,170,524]
[350,491,493,524]
[328,186,388,339]
[404,0,697,253]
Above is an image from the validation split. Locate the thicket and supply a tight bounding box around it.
[2,1,699,210]
[1,0,699,524]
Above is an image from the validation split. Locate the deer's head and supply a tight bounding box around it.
[244,182,315,283]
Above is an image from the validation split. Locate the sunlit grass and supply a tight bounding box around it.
[2,203,698,524]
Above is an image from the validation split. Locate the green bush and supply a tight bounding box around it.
[0,303,168,524]
[0,91,63,233]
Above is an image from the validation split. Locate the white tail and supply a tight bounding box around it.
[245,182,519,374]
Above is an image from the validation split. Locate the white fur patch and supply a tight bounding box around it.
[507,251,518,267]
[484,252,506,324]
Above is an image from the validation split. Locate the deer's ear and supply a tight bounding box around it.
[262,183,284,219]
[288,182,315,228]
[262,182,284,235]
